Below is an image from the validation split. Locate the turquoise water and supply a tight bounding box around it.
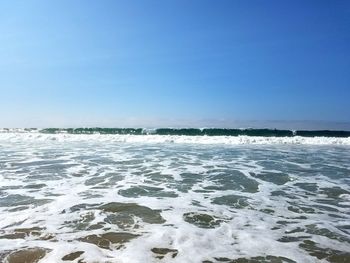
[0,133,349,262]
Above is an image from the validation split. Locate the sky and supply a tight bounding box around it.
[0,0,349,128]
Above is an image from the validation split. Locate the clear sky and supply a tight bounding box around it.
[0,0,349,128]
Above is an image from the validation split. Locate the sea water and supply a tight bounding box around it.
[0,132,349,262]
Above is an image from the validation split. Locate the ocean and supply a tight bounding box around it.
[0,129,349,263]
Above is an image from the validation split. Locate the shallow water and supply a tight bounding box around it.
[0,134,350,262]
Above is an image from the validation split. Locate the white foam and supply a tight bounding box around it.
[0,132,349,145]
[0,134,349,263]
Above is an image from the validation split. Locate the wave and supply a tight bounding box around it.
[15,127,350,137]
[0,131,349,145]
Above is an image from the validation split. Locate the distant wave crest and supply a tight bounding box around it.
[1,127,349,137]
[0,128,349,145]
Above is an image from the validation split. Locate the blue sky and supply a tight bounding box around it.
[0,0,349,128]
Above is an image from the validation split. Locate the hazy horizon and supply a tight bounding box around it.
[1,119,350,131]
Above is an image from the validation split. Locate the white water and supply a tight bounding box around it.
[0,132,350,145]
[0,133,349,262]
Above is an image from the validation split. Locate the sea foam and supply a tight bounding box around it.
[0,132,350,145]
[0,132,349,145]
[0,131,349,262]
